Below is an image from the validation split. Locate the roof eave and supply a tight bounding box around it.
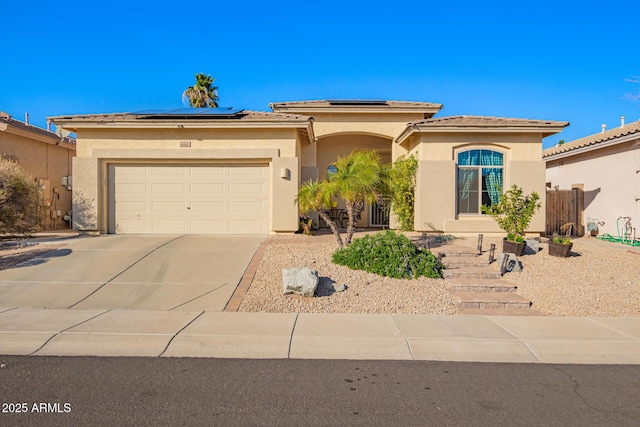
[395,124,567,146]
[0,120,76,149]
[404,125,567,134]
[543,132,640,161]
[49,118,312,132]
[270,102,443,116]
[394,125,418,146]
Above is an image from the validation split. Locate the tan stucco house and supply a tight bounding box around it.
[1,112,76,229]
[544,119,640,237]
[49,100,567,235]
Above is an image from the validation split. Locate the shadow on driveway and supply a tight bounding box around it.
[0,247,73,270]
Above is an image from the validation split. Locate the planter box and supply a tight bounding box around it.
[503,239,526,256]
[548,241,573,257]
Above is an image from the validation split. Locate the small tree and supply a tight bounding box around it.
[481,185,540,242]
[295,150,386,248]
[0,158,40,234]
[329,150,383,246]
[296,180,344,248]
[388,154,418,231]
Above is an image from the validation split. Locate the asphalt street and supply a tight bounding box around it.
[0,357,638,426]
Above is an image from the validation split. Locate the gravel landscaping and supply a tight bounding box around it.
[239,232,461,315]
[239,230,640,317]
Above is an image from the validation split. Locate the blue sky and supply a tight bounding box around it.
[2,0,639,148]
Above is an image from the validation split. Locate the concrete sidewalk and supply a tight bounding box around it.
[0,307,638,364]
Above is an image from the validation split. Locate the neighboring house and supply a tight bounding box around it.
[544,119,640,238]
[0,112,76,229]
[49,101,567,235]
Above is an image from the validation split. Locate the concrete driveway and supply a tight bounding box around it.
[0,235,265,311]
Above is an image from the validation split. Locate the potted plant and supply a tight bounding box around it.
[481,185,541,256]
[548,223,574,257]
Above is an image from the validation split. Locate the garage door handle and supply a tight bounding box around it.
[187,206,191,210]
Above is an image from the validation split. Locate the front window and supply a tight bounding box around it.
[457,149,503,214]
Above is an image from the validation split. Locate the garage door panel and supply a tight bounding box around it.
[229,183,266,194]
[110,164,269,234]
[229,201,264,213]
[152,166,186,176]
[118,167,147,176]
[229,166,264,176]
[190,201,224,212]
[116,201,147,211]
[116,183,148,193]
[191,167,223,176]
[115,219,147,232]
[152,201,185,212]
[152,183,185,193]
[190,183,224,193]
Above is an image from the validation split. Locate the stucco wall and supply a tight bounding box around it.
[412,132,546,234]
[76,128,298,158]
[73,127,300,234]
[546,140,640,237]
[0,131,75,229]
[304,112,425,140]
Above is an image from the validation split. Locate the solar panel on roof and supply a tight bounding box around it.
[133,107,242,117]
[326,99,387,105]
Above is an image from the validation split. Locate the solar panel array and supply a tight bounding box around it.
[134,108,243,117]
[326,99,387,105]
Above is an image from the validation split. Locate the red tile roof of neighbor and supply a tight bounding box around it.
[543,119,640,158]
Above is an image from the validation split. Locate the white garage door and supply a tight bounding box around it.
[108,164,269,234]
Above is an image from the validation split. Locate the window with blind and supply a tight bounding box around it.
[457,149,503,214]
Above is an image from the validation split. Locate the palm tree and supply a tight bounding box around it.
[329,150,383,246]
[182,73,219,108]
[296,180,344,248]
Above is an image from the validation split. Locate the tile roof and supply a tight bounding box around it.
[0,111,76,145]
[543,120,640,158]
[409,115,569,128]
[271,99,442,109]
[394,115,569,145]
[49,109,311,123]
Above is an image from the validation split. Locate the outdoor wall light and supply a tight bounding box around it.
[280,168,290,179]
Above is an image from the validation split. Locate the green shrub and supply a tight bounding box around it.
[0,158,40,234]
[331,230,443,279]
[388,154,418,231]
[481,185,540,242]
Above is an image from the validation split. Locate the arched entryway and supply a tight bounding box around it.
[316,133,392,228]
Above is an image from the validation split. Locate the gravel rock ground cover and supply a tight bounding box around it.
[239,230,640,317]
[238,232,462,315]
[464,235,640,317]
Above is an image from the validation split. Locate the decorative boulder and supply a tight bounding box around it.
[282,267,319,297]
[498,253,523,273]
[524,239,541,255]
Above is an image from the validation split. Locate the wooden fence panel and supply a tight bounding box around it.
[546,189,578,236]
